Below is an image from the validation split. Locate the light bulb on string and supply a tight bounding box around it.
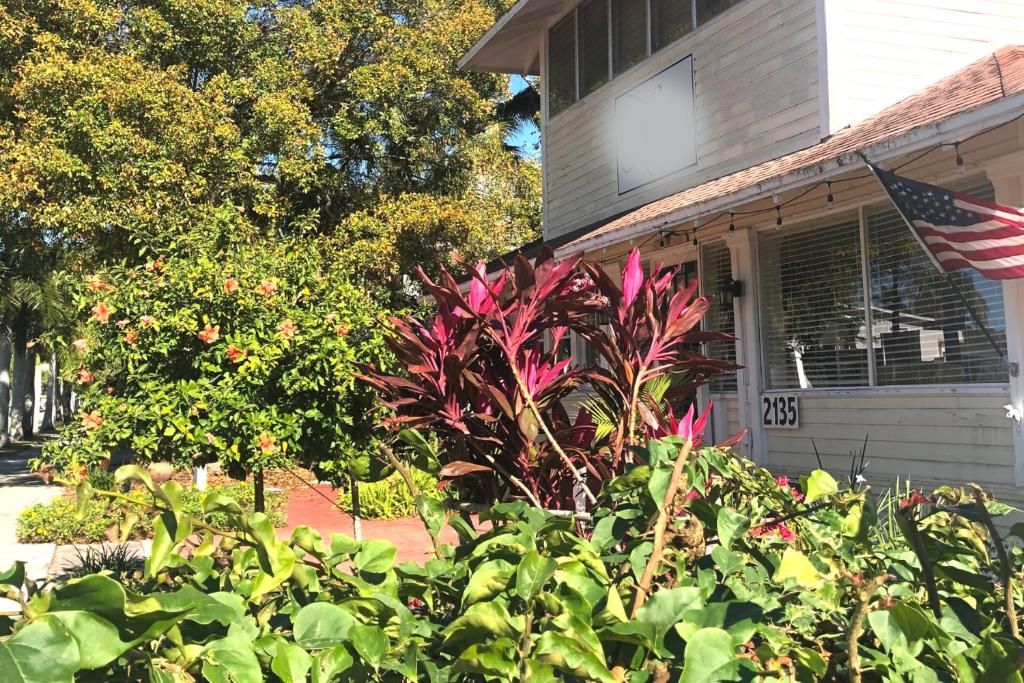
[729,211,736,233]
[955,142,965,174]
[826,180,834,208]
[775,205,783,227]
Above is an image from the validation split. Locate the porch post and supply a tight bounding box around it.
[725,227,767,465]
[982,147,1024,486]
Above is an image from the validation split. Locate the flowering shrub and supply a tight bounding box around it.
[359,247,736,510]
[3,441,1023,681]
[40,235,394,484]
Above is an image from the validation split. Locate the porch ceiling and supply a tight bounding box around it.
[459,0,576,75]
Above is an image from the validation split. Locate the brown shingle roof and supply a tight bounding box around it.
[563,45,1024,251]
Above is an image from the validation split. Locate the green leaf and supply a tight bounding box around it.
[311,646,354,683]
[803,469,838,504]
[349,624,389,668]
[40,612,132,670]
[294,603,356,649]
[680,627,740,683]
[202,628,262,683]
[114,465,155,493]
[414,495,446,544]
[453,639,517,678]
[515,550,557,601]
[270,642,311,683]
[353,539,397,573]
[0,618,80,683]
[774,547,823,589]
[716,508,749,550]
[145,509,192,578]
[463,559,515,605]
[533,631,616,683]
[443,601,521,647]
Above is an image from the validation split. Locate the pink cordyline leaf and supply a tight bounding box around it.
[621,248,643,309]
[468,262,506,315]
[654,401,713,446]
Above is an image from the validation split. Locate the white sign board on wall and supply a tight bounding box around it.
[615,56,697,194]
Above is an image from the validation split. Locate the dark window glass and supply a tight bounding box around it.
[696,0,742,25]
[578,0,609,96]
[612,0,648,76]
[700,243,738,392]
[548,12,577,116]
[652,0,693,51]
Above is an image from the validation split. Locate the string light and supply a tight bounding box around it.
[954,142,965,173]
[775,205,783,227]
[729,211,735,233]
[826,180,834,207]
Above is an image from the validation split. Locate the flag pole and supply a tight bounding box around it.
[861,155,1018,378]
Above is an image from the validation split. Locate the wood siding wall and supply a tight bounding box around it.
[542,0,821,240]
[824,0,1024,133]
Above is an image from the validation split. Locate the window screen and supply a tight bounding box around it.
[548,12,577,116]
[652,0,693,51]
[578,0,609,97]
[701,242,738,392]
[866,178,1006,385]
[612,0,648,76]
[760,214,869,389]
[696,0,742,25]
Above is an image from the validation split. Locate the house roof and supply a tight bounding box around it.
[561,45,1024,252]
[459,0,574,75]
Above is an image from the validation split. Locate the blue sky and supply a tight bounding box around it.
[506,75,541,159]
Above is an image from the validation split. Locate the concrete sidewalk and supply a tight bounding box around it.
[0,440,60,584]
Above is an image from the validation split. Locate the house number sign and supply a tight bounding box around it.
[762,395,799,429]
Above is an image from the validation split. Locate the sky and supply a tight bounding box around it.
[505,75,541,160]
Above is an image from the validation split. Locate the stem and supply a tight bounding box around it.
[381,444,444,560]
[517,609,535,680]
[253,469,265,513]
[903,512,942,619]
[972,486,1019,638]
[847,574,891,683]
[625,365,648,451]
[350,475,362,541]
[631,438,693,617]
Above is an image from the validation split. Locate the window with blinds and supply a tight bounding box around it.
[612,0,648,76]
[866,178,1006,386]
[578,0,610,97]
[759,214,869,389]
[700,242,738,392]
[652,0,694,52]
[696,0,743,25]
[548,13,577,116]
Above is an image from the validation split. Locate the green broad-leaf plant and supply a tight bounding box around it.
[3,442,1024,681]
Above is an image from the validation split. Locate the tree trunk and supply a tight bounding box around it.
[254,469,265,513]
[22,347,36,439]
[59,381,72,424]
[42,353,55,431]
[0,334,10,448]
[7,316,27,442]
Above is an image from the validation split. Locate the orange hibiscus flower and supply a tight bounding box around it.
[140,315,155,329]
[72,339,88,353]
[226,344,246,363]
[335,324,350,337]
[198,324,220,344]
[91,302,112,324]
[82,411,103,431]
[278,319,298,339]
[77,367,94,384]
[86,275,109,292]
[224,278,240,294]
[258,432,276,453]
[257,279,278,296]
[124,330,138,345]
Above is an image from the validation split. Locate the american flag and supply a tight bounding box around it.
[870,163,1024,280]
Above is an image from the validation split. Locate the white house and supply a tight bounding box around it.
[462,0,1024,502]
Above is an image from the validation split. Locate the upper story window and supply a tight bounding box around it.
[548,0,744,117]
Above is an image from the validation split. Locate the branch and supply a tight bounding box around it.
[631,438,693,617]
[847,573,891,683]
[380,444,444,560]
[972,486,1019,639]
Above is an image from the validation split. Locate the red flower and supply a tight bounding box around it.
[91,302,112,324]
[226,344,246,363]
[106,387,114,395]
[82,411,103,431]
[86,275,110,292]
[258,432,276,453]
[775,476,804,501]
[407,597,425,609]
[198,324,220,344]
[77,367,94,384]
[145,258,163,272]
[124,330,138,345]
[899,489,933,510]
[278,319,298,339]
[257,279,278,296]
[224,278,240,294]
[335,323,350,337]
[749,520,795,542]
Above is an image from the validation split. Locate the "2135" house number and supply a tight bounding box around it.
[762,395,799,429]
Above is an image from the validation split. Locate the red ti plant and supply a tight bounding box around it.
[359,247,736,510]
